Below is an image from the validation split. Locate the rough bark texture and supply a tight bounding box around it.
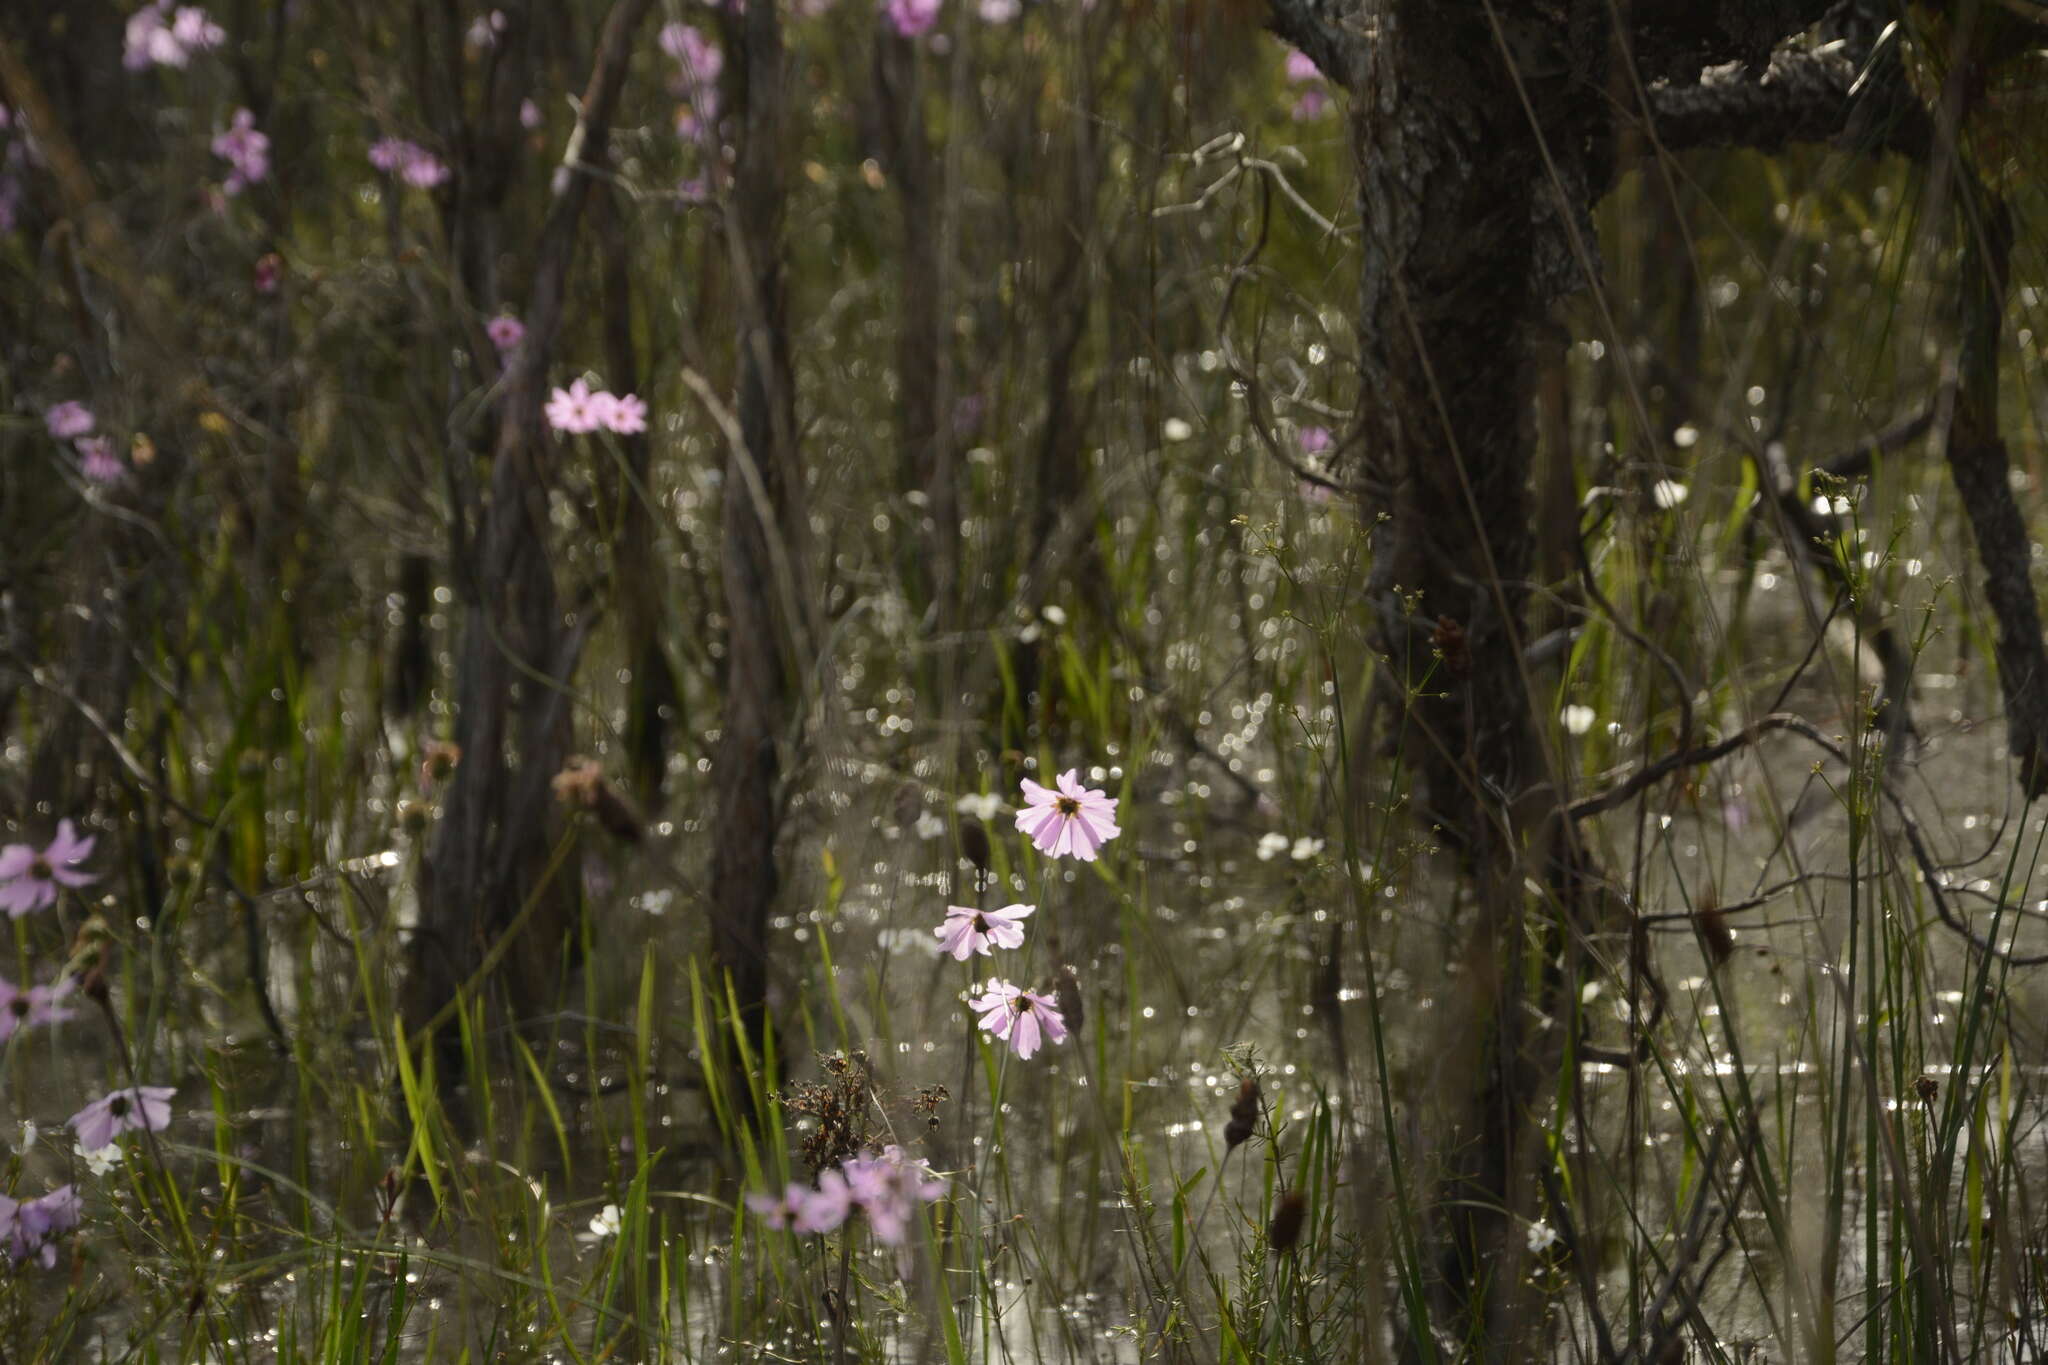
[710,0,808,1032]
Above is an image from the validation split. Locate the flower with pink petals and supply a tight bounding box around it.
[1284,50,1320,83]
[486,314,525,353]
[886,0,943,37]
[0,820,98,917]
[3,1185,80,1269]
[44,402,94,440]
[1292,89,1331,122]
[1014,768,1119,860]
[979,0,1019,20]
[934,902,1033,960]
[746,1182,812,1230]
[76,436,126,484]
[211,108,270,194]
[842,1146,946,1244]
[969,979,1067,1060]
[0,976,76,1043]
[601,392,647,435]
[69,1086,176,1153]
[546,379,602,434]
[660,23,723,90]
[401,151,449,188]
[795,1168,854,1233]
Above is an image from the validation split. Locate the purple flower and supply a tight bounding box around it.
[369,137,448,189]
[546,379,602,434]
[368,137,409,172]
[124,3,223,70]
[601,392,647,435]
[211,108,270,194]
[659,23,723,89]
[1284,50,1319,84]
[841,1146,946,1245]
[69,1086,176,1153]
[934,902,1033,960]
[886,0,943,37]
[745,1182,812,1230]
[1297,425,1332,455]
[0,975,76,1043]
[1291,89,1331,122]
[401,151,449,189]
[795,1168,853,1233]
[520,98,543,130]
[486,314,525,353]
[3,1186,80,1269]
[44,401,94,440]
[0,820,98,917]
[969,979,1067,1059]
[76,436,126,484]
[1014,768,1120,861]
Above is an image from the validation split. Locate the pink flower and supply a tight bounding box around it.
[886,0,943,37]
[1291,89,1331,122]
[934,902,1033,960]
[545,379,601,434]
[1014,768,1120,860]
[0,820,98,917]
[76,436,125,484]
[486,314,525,352]
[211,108,270,194]
[520,98,543,130]
[44,401,94,440]
[841,1146,946,1244]
[3,1186,80,1269]
[659,23,723,89]
[1284,50,1319,83]
[124,3,223,69]
[0,975,75,1042]
[401,151,449,189]
[1297,425,1332,455]
[367,137,409,172]
[601,392,647,435]
[69,1085,177,1152]
[795,1168,853,1233]
[969,980,1066,1059]
[369,137,448,189]
[745,1182,812,1230]
[978,0,1019,20]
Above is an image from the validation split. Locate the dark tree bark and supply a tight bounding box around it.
[709,0,809,1034]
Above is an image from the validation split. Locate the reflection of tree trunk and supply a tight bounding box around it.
[407,0,652,1051]
[874,27,955,632]
[710,0,807,1034]
[597,191,681,806]
[1946,192,2048,796]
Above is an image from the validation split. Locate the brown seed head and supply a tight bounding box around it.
[1267,1190,1308,1253]
[1224,1075,1261,1151]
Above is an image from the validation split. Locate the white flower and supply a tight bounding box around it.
[1256,832,1290,862]
[1561,705,1596,736]
[77,1141,120,1175]
[1651,479,1689,509]
[1671,424,1699,450]
[1162,417,1193,442]
[913,810,946,841]
[1527,1219,1560,1255]
[955,792,1003,821]
[589,1203,623,1239]
[1290,837,1325,862]
[15,1120,37,1152]
[1041,604,1068,626]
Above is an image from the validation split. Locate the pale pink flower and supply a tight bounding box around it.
[978,0,1019,20]
[69,1086,176,1152]
[0,975,75,1043]
[659,23,723,88]
[1297,425,1332,455]
[3,1185,80,1269]
[886,0,943,37]
[842,1146,946,1244]
[211,108,270,194]
[546,379,601,434]
[0,820,97,917]
[76,436,126,484]
[1284,50,1319,83]
[367,137,409,172]
[520,98,543,130]
[795,1168,853,1233]
[934,902,1033,960]
[486,314,525,352]
[601,392,647,435]
[401,151,449,189]
[1292,89,1331,122]
[969,980,1067,1060]
[44,401,94,440]
[745,1183,812,1230]
[1014,768,1120,860]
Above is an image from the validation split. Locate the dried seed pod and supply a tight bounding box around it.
[1431,615,1472,679]
[1694,903,1733,968]
[1267,1190,1307,1253]
[1054,963,1084,1036]
[1224,1075,1261,1152]
[1914,1074,1938,1105]
[959,817,991,882]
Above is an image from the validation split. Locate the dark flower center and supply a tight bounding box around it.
[972,913,990,931]
[29,856,52,880]
[8,997,26,1018]
[109,1096,130,1118]
[1054,796,1080,816]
